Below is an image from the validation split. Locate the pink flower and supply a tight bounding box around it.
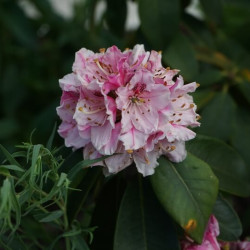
[220,240,250,250]
[57,45,200,176]
[181,215,220,250]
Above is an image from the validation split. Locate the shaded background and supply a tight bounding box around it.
[1,0,250,239]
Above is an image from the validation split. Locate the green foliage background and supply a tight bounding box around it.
[1,0,250,249]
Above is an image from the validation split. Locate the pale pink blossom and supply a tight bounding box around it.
[57,45,200,176]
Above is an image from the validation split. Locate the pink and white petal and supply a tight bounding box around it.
[83,143,105,167]
[78,125,91,141]
[116,86,133,110]
[98,122,121,155]
[129,69,155,90]
[181,82,198,93]
[91,120,113,152]
[140,83,170,109]
[59,73,81,92]
[104,96,117,128]
[170,75,184,93]
[101,45,124,72]
[57,91,79,122]
[145,131,164,152]
[120,127,148,150]
[133,149,159,176]
[165,124,196,142]
[147,50,163,72]
[130,104,159,134]
[58,122,87,150]
[73,48,95,73]
[73,88,107,126]
[129,44,150,66]
[161,140,187,163]
[104,143,133,174]
[74,99,107,126]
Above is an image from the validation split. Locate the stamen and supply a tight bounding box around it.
[94,59,109,75]
[144,156,150,164]
[99,48,106,53]
[127,149,133,154]
[80,107,105,114]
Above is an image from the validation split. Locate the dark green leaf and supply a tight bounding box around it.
[114,178,180,250]
[0,144,22,168]
[213,194,242,241]
[200,0,223,24]
[0,165,24,172]
[187,135,250,197]
[232,108,250,167]
[139,0,180,49]
[39,210,64,223]
[238,81,250,104]
[163,33,199,81]
[151,154,218,243]
[90,176,126,250]
[196,69,224,87]
[197,92,236,140]
[192,89,216,110]
[70,235,90,250]
[106,0,127,37]
[68,168,102,223]
[46,123,57,150]
[0,2,36,48]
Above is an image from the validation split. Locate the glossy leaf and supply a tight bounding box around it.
[192,89,216,110]
[200,0,223,24]
[90,177,126,250]
[187,135,250,197]
[213,194,242,241]
[106,0,127,37]
[196,69,224,87]
[114,178,180,250]
[139,0,180,49]
[197,92,236,140]
[232,108,250,167]
[238,81,250,104]
[163,33,199,81]
[151,154,218,243]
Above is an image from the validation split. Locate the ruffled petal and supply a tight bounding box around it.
[120,127,148,150]
[91,120,113,153]
[133,149,159,176]
[56,91,79,122]
[104,142,133,174]
[160,140,187,163]
[83,143,105,167]
[58,122,88,150]
[96,122,121,155]
[165,124,196,142]
[59,73,81,92]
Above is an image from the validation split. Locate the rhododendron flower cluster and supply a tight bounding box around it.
[57,45,200,176]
